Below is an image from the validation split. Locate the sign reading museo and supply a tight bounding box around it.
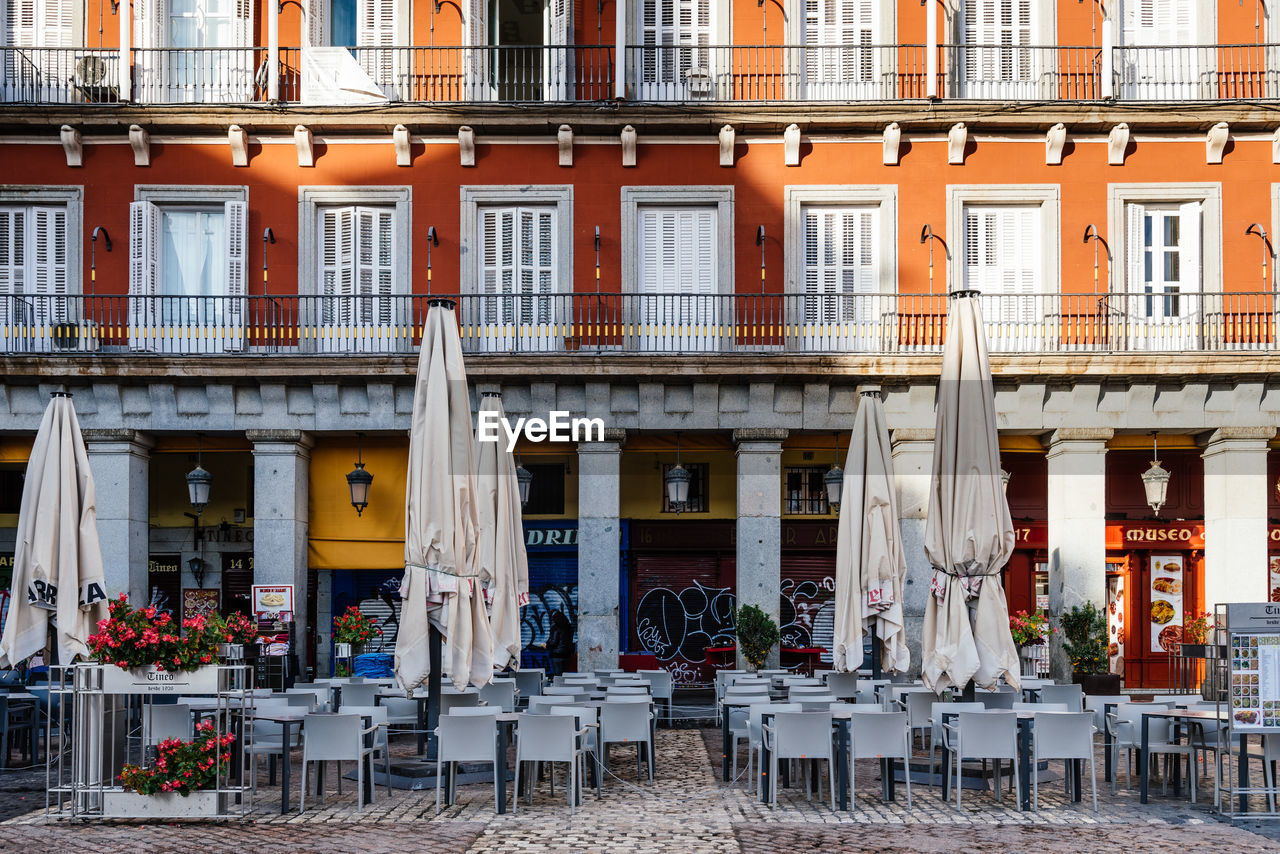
[476,410,604,452]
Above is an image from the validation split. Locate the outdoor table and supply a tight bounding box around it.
[1138,708,1232,806]
[253,710,308,814]
[375,689,430,755]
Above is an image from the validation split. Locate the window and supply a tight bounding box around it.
[522,463,566,515]
[623,186,733,353]
[785,466,831,515]
[800,0,881,98]
[1110,183,1219,352]
[134,0,254,103]
[130,188,247,353]
[785,186,895,353]
[1,0,76,101]
[636,0,719,99]
[1118,0,1207,99]
[661,462,708,513]
[461,186,571,352]
[948,186,1059,352]
[958,0,1046,98]
[0,188,82,353]
[299,185,411,351]
[0,467,22,514]
[318,205,396,331]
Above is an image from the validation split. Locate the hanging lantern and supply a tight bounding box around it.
[186,436,212,515]
[1000,465,1011,495]
[1141,432,1171,516]
[516,463,533,507]
[346,433,374,516]
[664,432,692,512]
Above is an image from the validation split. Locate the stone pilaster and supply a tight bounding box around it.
[248,430,314,647]
[83,429,153,602]
[890,429,933,677]
[576,429,626,672]
[1203,427,1276,613]
[733,428,787,669]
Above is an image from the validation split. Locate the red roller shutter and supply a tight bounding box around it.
[630,554,735,684]
[781,554,837,663]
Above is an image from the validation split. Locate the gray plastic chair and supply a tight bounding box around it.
[340,705,393,797]
[300,713,377,812]
[513,670,545,706]
[943,710,1020,809]
[479,679,518,712]
[599,699,655,782]
[1032,710,1097,811]
[337,683,379,708]
[440,692,482,715]
[514,712,586,814]
[1040,684,1085,712]
[824,672,859,701]
[145,703,192,744]
[979,690,1018,711]
[436,712,500,813]
[636,670,674,725]
[849,710,912,807]
[763,711,834,807]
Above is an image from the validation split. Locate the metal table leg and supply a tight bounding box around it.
[721,704,731,782]
[280,720,295,814]
[837,720,850,810]
[1140,714,1150,804]
[1018,717,1032,811]
[1104,703,1115,783]
[496,719,510,814]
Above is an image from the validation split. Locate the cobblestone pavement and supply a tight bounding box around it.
[0,722,1278,853]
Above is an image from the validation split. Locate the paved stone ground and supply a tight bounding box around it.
[0,719,1278,853]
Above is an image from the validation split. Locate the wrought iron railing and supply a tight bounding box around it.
[2,42,1278,104]
[2,291,1275,356]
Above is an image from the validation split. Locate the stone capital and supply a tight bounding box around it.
[245,430,314,450]
[890,428,934,444]
[1204,426,1277,445]
[82,429,154,449]
[732,428,789,445]
[577,428,626,450]
[1046,428,1115,446]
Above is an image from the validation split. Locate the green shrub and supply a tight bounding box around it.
[735,604,779,671]
[1060,602,1109,675]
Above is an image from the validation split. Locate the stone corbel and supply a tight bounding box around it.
[128,124,149,167]
[1206,122,1230,165]
[558,124,573,167]
[882,122,901,166]
[718,124,735,167]
[784,123,801,166]
[1108,123,1130,165]
[621,125,637,167]
[393,124,411,167]
[1273,127,1280,164]
[60,125,81,167]
[294,125,313,167]
[459,126,475,167]
[228,124,249,167]
[948,123,967,165]
[1045,123,1067,166]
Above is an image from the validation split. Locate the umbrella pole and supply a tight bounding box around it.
[425,625,442,761]
[870,624,883,681]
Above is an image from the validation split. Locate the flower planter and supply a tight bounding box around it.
[334,642,353,659]
[99,664,219,695]
[1072,672,1122,695]
[1017,645,1040,677]
[218,643,245,661]
[102,789,224,818]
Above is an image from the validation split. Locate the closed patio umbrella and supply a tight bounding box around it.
[0,391,108,669]
[833,388,910,675]
[396,299,494,694]
[921,292,1019,694]
[475,392,529,672]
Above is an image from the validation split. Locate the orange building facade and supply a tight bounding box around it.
[1,0,1279,687]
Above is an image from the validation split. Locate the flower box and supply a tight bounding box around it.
[102,789,224,818]
[99,664,219,696]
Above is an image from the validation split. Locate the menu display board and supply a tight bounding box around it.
[1149,555,1184,653]
[1225,603,1280,734]
[1107,575,1125,674]
[182,588,220,623]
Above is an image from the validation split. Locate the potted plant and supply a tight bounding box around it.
[734,604,779,672]
[1179,611,1214,658]
[217,611,259,661]
[1061,602,1120,695]
[1008,610,1052,676]
[106,720,235,817]
[332,606,381,676]
[87,595,225,694]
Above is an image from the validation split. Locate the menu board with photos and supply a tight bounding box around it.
[1149,555,1184,653]
[1107,575,1125,674]
[1228,634,1280,731]
[1269,556,1280,603]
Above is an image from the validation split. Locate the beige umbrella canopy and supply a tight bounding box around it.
[0,392,108,668]
[921,293,1019,694]
[833,389,910,674]
[475,392,530,672]
[396,300,494,693]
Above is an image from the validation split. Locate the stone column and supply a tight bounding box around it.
[576,429,625,673]
[1045,428,1113,681]
[248,431,313,648]
[1203,427,1276,613]
[890,429,934,677]
[84,430,153,603]
[733,428,787,669]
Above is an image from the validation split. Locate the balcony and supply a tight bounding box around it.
[1,42,1278,105]
[1,292,1275,357]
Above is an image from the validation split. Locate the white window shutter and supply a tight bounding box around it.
[1178,201,1201,291]
[234,0,252,48]
[223,200,246,349]
[306,0,327,47]
[134,0,166,49]
[0,209,24,330]
[30,207,67,323]
[1126,201,1146,292]
[9,0,75,46]
[468,0,485,44]
[129,201,160,349]
[358,0,399,85]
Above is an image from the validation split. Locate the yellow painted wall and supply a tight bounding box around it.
[619,450,736,520]
[149,451,253,527]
